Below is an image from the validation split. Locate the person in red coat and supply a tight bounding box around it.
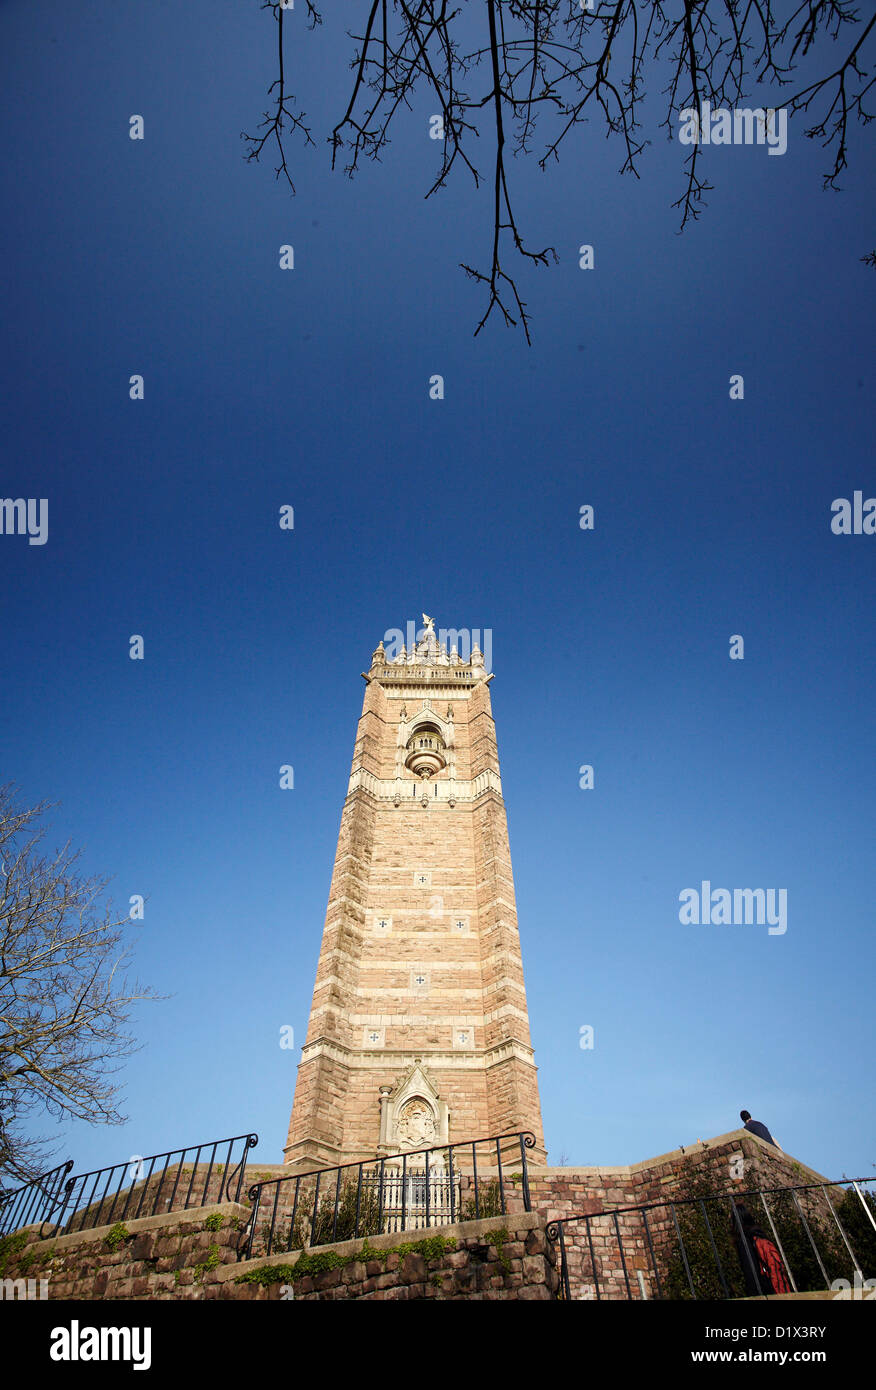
[731,1202,793,1295]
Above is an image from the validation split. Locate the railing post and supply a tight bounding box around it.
[790,1189,830,1288]
[201,1143,218,1208]
[585,1214,600,1301]
[471,1142,479,1218]
[852,1181,876,1235]
[224,1133,258,1204]
[378,1159,386,1233]
[90,1168,115,1230]
[518,1132,532,1212]
[671,1202,697,1298]
[758,1192,797,1293]
[183,1147,202,1209]
[167,1153,186,1214]
[120,1160,140,1223]
[641,1208,663,1300]
[267,1183,280,1257]
[135,1157,157,1219]
[698,1199,729,1298]
[612,1211,632,1299]
[548,1221,571,1301]
[310,1172,322,1248]
[424,1148,431,1228]
[246,1185,261,1261]
[50,1177,74,1238]
[821,1184,861,1279]
[354,1164,363,1238]
[331,1166,343,1243]
[289,1175,302,1251]
[401,1154,408,1232]
[224,1142,235,1205]
[156,1153,174,1216]
[495,1138,505,1215]
[102,1165,128,1226]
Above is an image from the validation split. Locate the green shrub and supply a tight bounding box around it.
[283,1179,382,1253]
[236,1231,457,1286]
[103,1222,131,1252]
[193,1243,221,1281]
[484,1226,512,1273]
[657,1159,874,1300]
[459,1178,504,1221]
[0,1231,29,1276]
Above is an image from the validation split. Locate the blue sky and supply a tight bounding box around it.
[1,1,873,1187]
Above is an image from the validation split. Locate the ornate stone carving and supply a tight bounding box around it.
[377,1061,450,1157]
[396,1098,437,1150]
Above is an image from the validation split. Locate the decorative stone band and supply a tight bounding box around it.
[367,668,482,688]
[346,767,503,803]
[483,1039,538,1067]
[297,1037,537,1069]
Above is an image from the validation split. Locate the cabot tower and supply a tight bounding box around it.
[284,616,546,1168]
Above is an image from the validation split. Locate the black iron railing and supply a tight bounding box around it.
[547,1175,876,1301]
[0,1161,74,1238]
[39,1132,259,1239]
[243,1130,536,1261]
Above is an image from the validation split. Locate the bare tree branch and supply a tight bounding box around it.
[244,1,875,340]
[241,1,322,192]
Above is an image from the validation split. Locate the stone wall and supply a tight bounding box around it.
[528,1130,836,1299]
[1,1205,557,1302]
[220,1210,557,1300]
[1,1203,248,1301]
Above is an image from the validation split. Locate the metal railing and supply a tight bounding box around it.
[39,1132,259,1239]
[0,1161,74,1237]
[243,1130,536,1261]
[547,1175,876,1301]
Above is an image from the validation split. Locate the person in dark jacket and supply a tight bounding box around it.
[740,1109,781,1149]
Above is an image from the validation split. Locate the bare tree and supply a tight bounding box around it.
[0,786,157,1186]
[244,1,875,342]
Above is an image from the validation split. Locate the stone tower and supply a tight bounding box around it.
[284,616,546,1169]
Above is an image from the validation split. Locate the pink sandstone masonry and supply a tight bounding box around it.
[2,1207,557,1302]
[532,1128,837,1299]
[284,624,546,1169]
